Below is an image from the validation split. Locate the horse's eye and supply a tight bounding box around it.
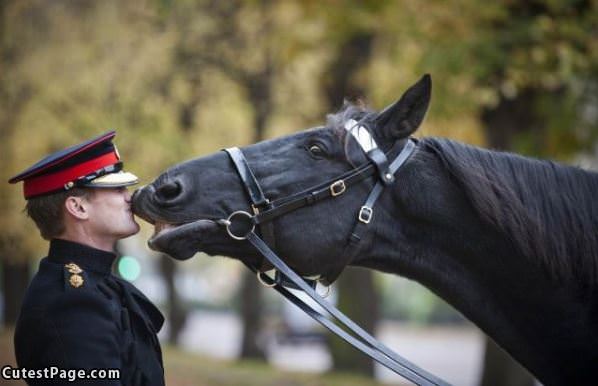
[308,144,325,158]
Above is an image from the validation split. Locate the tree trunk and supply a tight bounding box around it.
[0,1,32,329]
[481,89,542,153]
[237,69,272,360]
[480,337,534,386]
[238,270,265,359]
[1,238,31,327]
[328,267,378,376]
[322,31,378,376]
[159,254,187,345]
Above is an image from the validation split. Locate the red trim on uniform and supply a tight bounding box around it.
[23,152,119,198]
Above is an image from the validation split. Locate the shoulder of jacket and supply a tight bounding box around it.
[44,266,116,316]
[19,261,90,313]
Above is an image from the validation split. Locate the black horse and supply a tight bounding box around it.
[133,75,598,385]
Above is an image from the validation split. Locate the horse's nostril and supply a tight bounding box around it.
[156,181,182,201]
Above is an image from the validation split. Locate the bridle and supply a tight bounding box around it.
[217,121,450,386]
[219,123,450,385]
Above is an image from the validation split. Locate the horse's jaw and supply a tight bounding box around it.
[148,219,220,260]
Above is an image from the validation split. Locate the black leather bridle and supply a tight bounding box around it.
[218,123,451,386]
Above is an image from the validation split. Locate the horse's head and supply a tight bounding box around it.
[133,75,431,278]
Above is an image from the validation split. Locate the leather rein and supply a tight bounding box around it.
[216,121,451,386]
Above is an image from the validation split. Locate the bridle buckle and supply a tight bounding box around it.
[330,180,346,197]
[358,206,373,224]
[251,199,270,215]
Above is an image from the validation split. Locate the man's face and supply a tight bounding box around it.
[85,188,140,239]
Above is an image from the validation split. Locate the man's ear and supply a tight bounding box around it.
[64,196,90,220]
[374,74,432,141]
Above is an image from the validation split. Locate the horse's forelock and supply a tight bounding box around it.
[326,102,377,166]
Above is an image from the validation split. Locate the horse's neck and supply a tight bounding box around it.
[351,151,598,385]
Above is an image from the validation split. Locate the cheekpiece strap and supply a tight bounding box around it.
[224,147,269,209]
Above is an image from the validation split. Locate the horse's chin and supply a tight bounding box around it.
[148,219,219,260]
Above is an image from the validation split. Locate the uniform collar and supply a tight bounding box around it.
[47,238,117,275]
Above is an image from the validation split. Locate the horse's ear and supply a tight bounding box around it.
[374,74,431,141]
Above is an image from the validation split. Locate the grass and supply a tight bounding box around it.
[2,328,397,386]
[164,347,391,386]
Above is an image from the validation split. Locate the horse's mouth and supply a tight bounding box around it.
[151,221,178,240]
[148,219,220,260]
[148,220,183,250]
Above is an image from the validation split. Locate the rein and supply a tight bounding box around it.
[218,124,451,386]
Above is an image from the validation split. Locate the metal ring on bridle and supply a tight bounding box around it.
[256,271,277,288]
[317,282,331,298]
[225,210,255,240]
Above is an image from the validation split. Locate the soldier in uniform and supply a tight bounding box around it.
[9,131,165,385]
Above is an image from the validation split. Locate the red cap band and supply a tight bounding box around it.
[23,152,119,198]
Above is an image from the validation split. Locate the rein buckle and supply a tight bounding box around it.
[358,206,373,224]
[330,180,346,197]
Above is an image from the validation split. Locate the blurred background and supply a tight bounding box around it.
[1,1,596,385]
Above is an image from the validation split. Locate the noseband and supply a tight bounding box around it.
[218,122,450,386]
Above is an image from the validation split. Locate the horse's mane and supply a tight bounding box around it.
[421,138,598,288]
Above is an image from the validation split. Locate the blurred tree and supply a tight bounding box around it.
[0,0,186,327]
[473,0,597,158]
[312,1,387,376]
[322,34,379,375]
[159,254,188,344]
[1,0,39,327]
[2,1,596,384]
[384,1,597,384]
[472,3,596,385]
[329,268,379,376]
[365,1,596,384]
[169,0,290,360]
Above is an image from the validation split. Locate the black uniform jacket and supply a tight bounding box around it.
[14,239,165,385]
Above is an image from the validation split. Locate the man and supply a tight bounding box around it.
[8,131,165,385]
